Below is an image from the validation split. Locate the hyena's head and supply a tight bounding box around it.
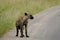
[24,12,34,19]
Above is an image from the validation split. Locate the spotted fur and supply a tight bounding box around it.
[16,13,34,37]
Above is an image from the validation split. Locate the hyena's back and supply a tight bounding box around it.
[16,16,28,29]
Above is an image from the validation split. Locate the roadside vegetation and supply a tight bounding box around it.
[0,0,60,37]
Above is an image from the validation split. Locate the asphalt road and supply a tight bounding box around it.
[0,6,60,40]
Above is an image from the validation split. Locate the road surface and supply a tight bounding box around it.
[0,6,60,40]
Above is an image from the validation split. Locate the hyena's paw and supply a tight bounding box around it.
[16,35,18,37]
[20,35,24,38]
[26,35,29,37]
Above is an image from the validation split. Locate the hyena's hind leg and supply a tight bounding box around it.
[16,26,19,37]
[20,27,24,37]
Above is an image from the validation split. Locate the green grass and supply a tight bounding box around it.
[0,0,60,37]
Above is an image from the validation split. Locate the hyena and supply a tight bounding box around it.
[16,13,34,37]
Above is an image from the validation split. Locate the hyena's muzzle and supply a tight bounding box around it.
[16,13,34,38]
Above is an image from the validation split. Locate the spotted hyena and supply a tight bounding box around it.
[16,13,34,38]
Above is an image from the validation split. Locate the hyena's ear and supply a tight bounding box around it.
[24,12,28,16]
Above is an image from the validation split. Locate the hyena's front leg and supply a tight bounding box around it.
[25,24,29,37]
